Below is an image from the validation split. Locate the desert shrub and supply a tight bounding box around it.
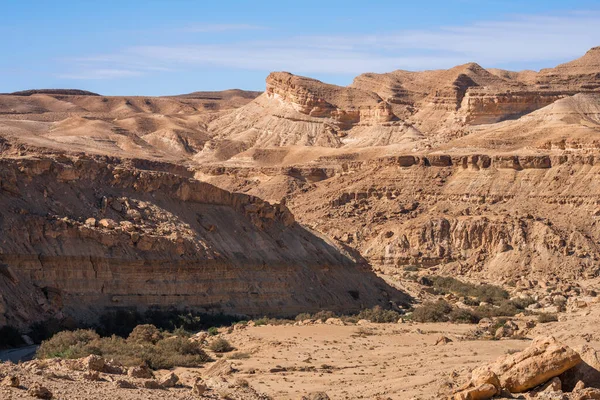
[208,327,219,336]
[208,338,234,353]
[0,326,25,348]
[37,329,100,359]
[462,297,480,307]
[411,300,453,323]
[127,324,163,344]
[475,300,520,319]
[295,313,312,321]
[311,310,337,322]
[537,313,558,323]
[510,296,536,310]
[449,308,480,324]
[427,276,509,305]
[357,306,401,323]
[403,265,419,272]
[37,328,210,369]
[253,317,269,326]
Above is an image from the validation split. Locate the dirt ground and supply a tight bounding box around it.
[3,303,597,400]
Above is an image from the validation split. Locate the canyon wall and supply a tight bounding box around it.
[0,156,403,328]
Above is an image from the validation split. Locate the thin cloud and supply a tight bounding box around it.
[58,69,143,80]
[58,11,600,80]
[181,23,266,33]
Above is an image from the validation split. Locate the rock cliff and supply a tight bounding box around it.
[0,155,402,329]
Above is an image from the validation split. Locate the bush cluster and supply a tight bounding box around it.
[36,326,210,369]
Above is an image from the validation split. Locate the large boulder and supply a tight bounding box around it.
[475,336,581,393]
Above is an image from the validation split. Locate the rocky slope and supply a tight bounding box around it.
[0,154,403,329]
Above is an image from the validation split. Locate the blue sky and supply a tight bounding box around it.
[2,0,600,95]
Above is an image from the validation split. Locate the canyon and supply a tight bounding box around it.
[2,45,600,399]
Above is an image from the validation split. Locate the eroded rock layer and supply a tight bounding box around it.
[0,155,401,328]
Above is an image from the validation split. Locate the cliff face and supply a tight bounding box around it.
[0,156,401,328]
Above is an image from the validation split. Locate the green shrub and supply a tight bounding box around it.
[294,313,312,321]
[208,338,234,353]
[538,313,558,323]
[357,306,401,323]
[37,329,100,359]
[510,296,536,310]
[427,276,509,305]
[449,308,480,324]
[127,324,163,344]
[311,310,336,322]
[412,300,453,323]
[208,327,219,336]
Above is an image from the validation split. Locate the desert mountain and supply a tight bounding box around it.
[2,47,600,331]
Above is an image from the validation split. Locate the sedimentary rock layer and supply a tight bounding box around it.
[0,156,401,328]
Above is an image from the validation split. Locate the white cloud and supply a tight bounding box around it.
[58,12,600,80]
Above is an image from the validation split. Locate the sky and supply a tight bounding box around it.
[2,0,600,95]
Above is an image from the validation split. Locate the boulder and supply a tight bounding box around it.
[82,354,105,372]
[114,379,136,389]
[159,372,179,388]
[128,365,154,379]
[192,378,208,396]
[142,380,162,389]
[435,336,453,345]
[27,383,53,399]
[453,383,498,400]
[82,371,100,381]
[1,374,19,387]
[486,336,581,393]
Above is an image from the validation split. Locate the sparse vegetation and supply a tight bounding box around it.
[37,325,210,369]
[425,276,509,305]
[411,300,454,323]
[357,306,401,323]
[208,338,234,353]
[208,327,219,336]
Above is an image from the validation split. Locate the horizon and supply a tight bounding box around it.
[2,0,600,96]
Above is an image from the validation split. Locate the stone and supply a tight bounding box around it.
[571,388,600,400]
[27,383,53,399]
[435,336,453,345]
[128,365,154,379]
[470,369,500,389]
[1,374,19,387]
[114,379,136,389]
[98,218,118,229]
[192,378,208,396]
[453,383,497,400]
[143,380,162,389]
[84,217,97,227]
[159,372,179,388]
[300,392,331,400]
[205,360,235,377]
[486,336,581,393]
[83,354,105,372]
[82,371,100,381]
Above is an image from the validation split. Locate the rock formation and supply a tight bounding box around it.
[0,154,403,329]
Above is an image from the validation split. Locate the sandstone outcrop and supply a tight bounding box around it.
[0,155,403,329]
[473,337,581,393]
